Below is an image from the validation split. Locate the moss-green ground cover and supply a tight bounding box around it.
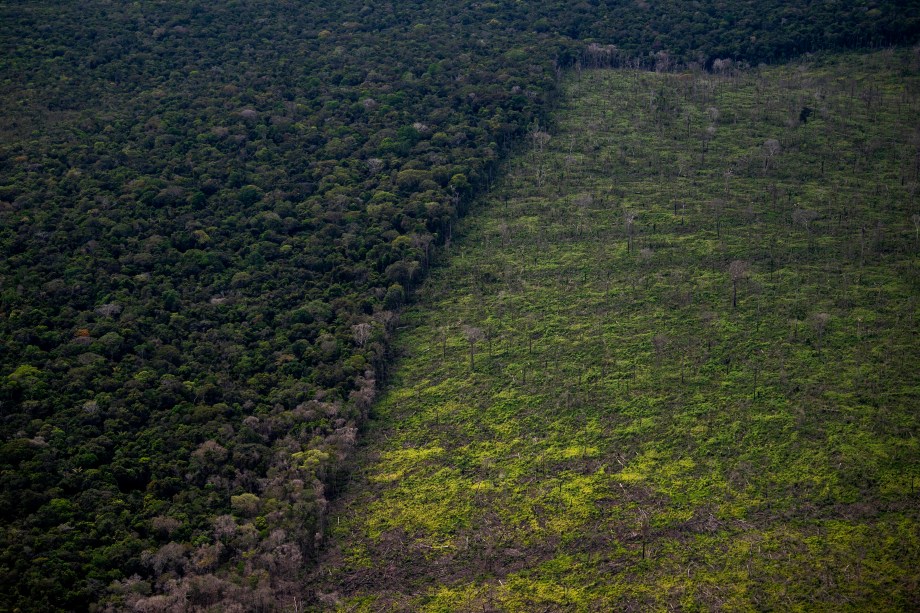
[310,51,920,610]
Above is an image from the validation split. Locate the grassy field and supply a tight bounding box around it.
[309,51,920,611]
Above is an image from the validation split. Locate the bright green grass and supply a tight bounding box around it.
[312,51,920,611]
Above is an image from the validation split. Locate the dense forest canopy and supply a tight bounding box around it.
[0,0,918,609]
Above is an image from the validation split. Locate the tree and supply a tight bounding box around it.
[792,208,819,251]
[531,128,551,153]
[728,260,748,309]
[763,138,781,174]
[708,198,725,237]
[462,325,484,371]
[624,210,637,253]
[652,333,669,365]
[811,312,831,353]
[352,323,372,347]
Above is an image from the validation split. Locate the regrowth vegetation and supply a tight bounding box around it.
[315,51,920,611]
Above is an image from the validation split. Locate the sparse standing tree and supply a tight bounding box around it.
[811,312,831,353]
[462,325,484,371]
[352,323,372,347]
[709,198,725,237]
[652,333,668,365]
[729,260,748,309]
[624,210,637,253]
[763,138,781,175]
[702,125,716,163]
[439,325,449,360]
[366,157,384,174]
[531,129,551,153]
[792,208,819,252]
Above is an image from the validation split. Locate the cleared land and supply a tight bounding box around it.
[311,52,920,611]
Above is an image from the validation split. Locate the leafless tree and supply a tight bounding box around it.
[462,325,484,371]
[702,124,716,163]
[712,58,732,75]
[584,43,620,68]
[709,198,725,237]
[728,260,748,309]
[763,138,781,174]
[652,333,668,365]
[654,50,672,73]
[624,210,637,253]
[811,312,831,352]
[530,128,551,186]
[792,208,819,251]
[412,232,435,268]
[791,208,817,230]
[352,322,372,347]
[531,129,551,153]
[366,157,384,174]
[94,302,122,317]
[438,325,450,360]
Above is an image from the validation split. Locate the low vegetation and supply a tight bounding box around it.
[312,50,920,611]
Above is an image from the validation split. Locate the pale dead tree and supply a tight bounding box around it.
[529,127,551,186]
[728,260,748,309]
[792,208,818,231]
[712,58,732,75]
[624,210,638,253]
[192,440,228,464]
[763,138,781,174]
[462,325,484,371]
[373,308,398,332]
[723,168,734,197]
[811,312,831,352]
[531,129,551,153]
[743,203,757,226]
[574,193,593,235]
[213,515,238,542]
[366,157,384,174]
[349,369,376,416]
[673,199,687,218]
[574,193,593,210]
[352,323,372,347]
[438,325,450,360]
[654,50,671,73]
[702,125,716,162]
[94,302,122,317]
[792,208,820,252]
[411,232,435,267]
[708,198,725,237]
[652,333,668,365]
[584,43,619,68]
[144,542,189,575]
[150,516,181,537]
